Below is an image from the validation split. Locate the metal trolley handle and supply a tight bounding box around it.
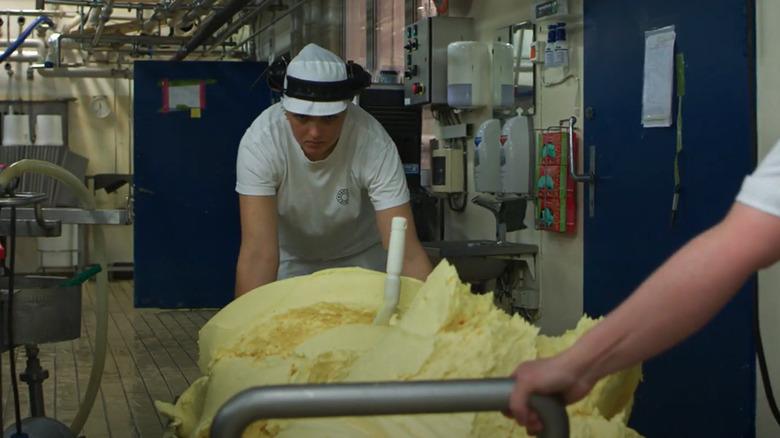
[565,116,594,183]
[209,378,569,438]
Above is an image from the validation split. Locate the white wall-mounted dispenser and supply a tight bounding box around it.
[500,114,535,194]
[447,41,490,109]
[431,146,464,193]
[2,114,31,146]
[492,41,515,110]
[35,114,64,146]
[473,119,502,193]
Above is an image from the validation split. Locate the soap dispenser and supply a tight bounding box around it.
[500,114,535,194]
[473,119,502,193]
[492,41,514,110]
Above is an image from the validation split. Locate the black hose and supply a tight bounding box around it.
[8,206,22,436]
[753,284,780,425]
[439,198,445,240]
[744,0,780,427]
[0,236,3,430]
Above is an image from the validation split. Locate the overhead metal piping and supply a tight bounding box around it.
[0,39,46,63]
[64,32,192,46]
[0,39,46,52]
[200,0,272,57]
[176,0,219,31]
[31,65,133,78]
[91,44,242,58]
[141,0,187,33]
[92,0,115,46]
[44,0,158,10]
[171,0,256,60]
[230,0,305,57]
[5,1,267,63]
[0,9,61,16]
[48,33,83,68]
[0,15,54,64]
[6,53,40,62]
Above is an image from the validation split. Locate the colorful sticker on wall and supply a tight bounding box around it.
[535,130,577,233]
[158,78,216,117]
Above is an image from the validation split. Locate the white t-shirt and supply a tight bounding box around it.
[736,139,780,218]
[236,102,409,278]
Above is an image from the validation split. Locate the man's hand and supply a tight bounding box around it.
[506,355,594,435]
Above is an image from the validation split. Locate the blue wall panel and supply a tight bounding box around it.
[583,1,755,436]
[133,60,270,308]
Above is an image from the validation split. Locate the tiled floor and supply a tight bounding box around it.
[1,280,217,437]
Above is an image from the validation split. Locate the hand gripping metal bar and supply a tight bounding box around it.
[209,377,569,438]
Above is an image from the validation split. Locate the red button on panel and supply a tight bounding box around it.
[412,83,424,94]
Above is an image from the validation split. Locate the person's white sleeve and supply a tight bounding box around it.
[736,140,780,218]
[365,140,410,211]
[235,126,279,196]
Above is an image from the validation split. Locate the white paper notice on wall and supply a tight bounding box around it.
[168,85,202,109]
[641,25,676,128]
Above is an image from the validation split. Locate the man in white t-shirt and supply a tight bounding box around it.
[234,44,432,297]
[506,140,780,434]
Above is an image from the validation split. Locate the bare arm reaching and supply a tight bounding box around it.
[508,201,780,434]
[234,194,280,297]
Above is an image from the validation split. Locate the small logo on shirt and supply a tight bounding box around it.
[336,188,350,205]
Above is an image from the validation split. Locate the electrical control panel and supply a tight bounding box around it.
[403,16,474,106]
[431,147,464,193]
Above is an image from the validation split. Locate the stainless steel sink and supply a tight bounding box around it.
[422,240,538,283]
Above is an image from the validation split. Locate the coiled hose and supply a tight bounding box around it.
[0,159,108,435]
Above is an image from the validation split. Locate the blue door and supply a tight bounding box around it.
[133,61,271,308]
[583,1,755,436]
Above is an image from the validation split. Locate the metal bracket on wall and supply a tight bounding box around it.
[440,123,473,140]
[563,116,596,217]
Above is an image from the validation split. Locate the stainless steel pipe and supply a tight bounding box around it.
[209,378,569,438]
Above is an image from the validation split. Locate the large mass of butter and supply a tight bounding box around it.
[156,260,643,438]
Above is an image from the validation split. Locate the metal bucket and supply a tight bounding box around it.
[0,276,82,350]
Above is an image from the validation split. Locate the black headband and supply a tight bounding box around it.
[284,76,355,102]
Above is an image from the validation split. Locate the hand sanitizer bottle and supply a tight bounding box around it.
[545,24,557,67]
[554,22,568,68]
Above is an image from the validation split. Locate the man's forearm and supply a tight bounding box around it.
[566,217,761,384]
[234,254,278,298]
[401,244,433,282]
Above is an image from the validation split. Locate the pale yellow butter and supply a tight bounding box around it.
[158,261,643,438]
